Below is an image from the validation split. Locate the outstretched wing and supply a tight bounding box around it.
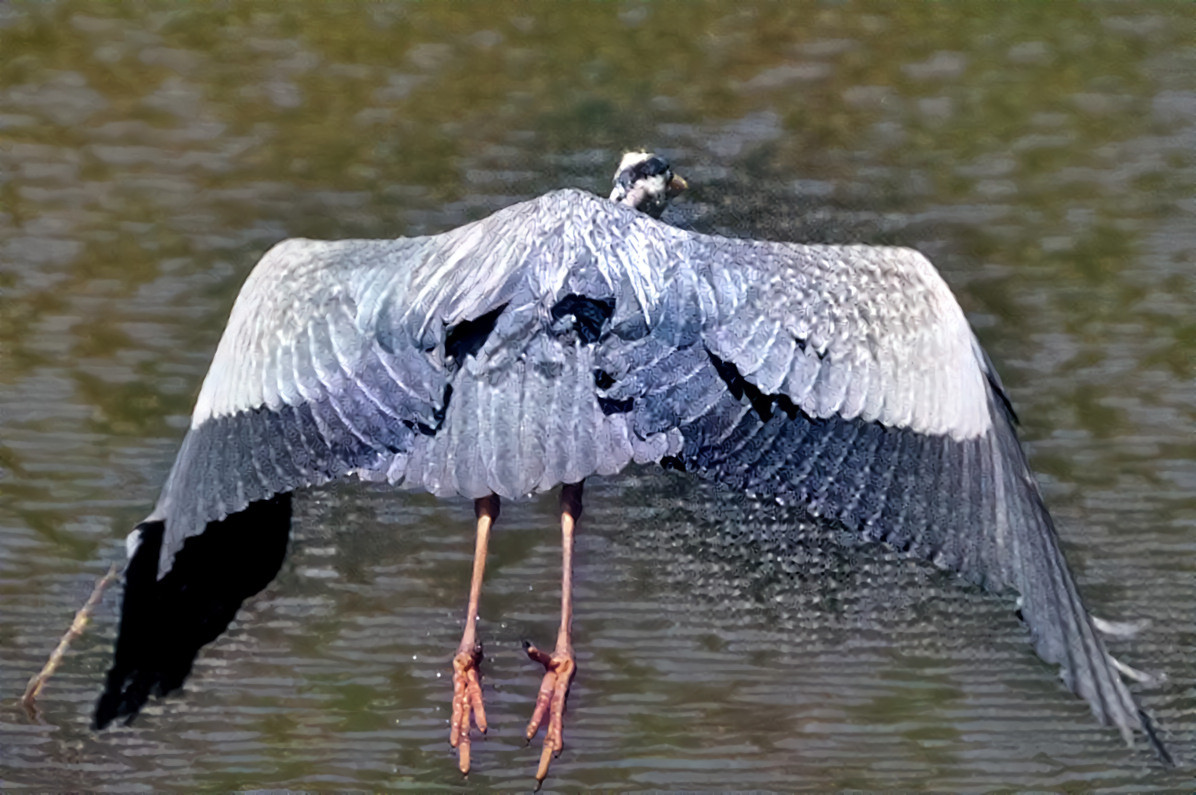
[97,198,557,726]
[138,193,687,579]
[100,188,1158,756]
[98,190,674,725]
[587,209,1154,751]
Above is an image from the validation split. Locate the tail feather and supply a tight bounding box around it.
[95,493,292,729]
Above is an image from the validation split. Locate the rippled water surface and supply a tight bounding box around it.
[2,3,1194,791]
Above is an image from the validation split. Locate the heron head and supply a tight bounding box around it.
[609,151,687,218]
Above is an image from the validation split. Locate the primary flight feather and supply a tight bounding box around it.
[96,153,1167,784]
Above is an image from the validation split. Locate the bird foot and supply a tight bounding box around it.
[523,640,576,788]
[450,643,487,775]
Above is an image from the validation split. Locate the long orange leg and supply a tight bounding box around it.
[524,481,583,789]
[450,493,500,775]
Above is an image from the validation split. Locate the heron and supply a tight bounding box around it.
[94,152,1168,784]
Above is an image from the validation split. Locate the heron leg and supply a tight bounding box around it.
[524,480,582,788]
[450,493,499,775]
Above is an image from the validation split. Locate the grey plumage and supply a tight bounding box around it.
[115,185,1159,756]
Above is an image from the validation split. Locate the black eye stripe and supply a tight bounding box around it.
[616,155,672,189]
[631,156,669,180]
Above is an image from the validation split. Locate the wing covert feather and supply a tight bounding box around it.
[587,203,1149,745]
[133,189,1155,753]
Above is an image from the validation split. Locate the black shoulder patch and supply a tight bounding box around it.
[551,294,615,345]
[445,304,507,364]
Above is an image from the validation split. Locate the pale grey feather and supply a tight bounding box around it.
[136,187,1155,752]
[193,190,989,437]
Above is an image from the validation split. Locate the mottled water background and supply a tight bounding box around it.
[1,3,1194,791]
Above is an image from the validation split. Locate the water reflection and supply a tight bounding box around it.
[1,1,1193,790]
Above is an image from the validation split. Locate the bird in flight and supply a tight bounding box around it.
[94,151,1168,785]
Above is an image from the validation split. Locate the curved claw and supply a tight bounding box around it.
[524,641,576,787]
[450,644,487,775]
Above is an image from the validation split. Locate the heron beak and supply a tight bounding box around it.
[667,174,688,197]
